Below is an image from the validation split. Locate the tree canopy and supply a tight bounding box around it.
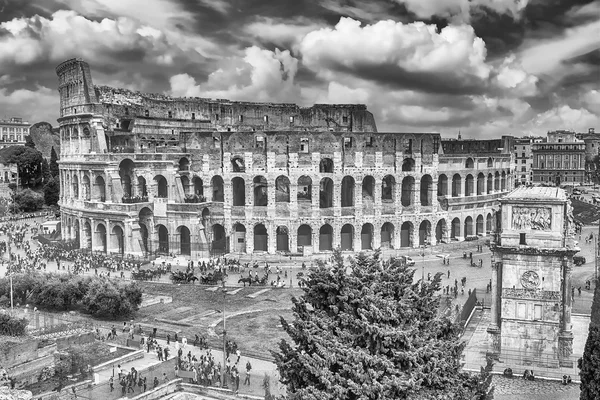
[273,250,492,400]
[579,282,600,399]
[49,147,59,179]
[0,146,44,188]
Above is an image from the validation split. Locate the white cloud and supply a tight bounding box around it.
[0,85,60,124]
[244,18,324,49]
[493,55,538,96]
[395,0,529,22]
[169,46,301,103]
[299,18,491,84]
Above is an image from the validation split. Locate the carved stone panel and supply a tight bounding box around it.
[502,288,561,300]
[512,207,551,231]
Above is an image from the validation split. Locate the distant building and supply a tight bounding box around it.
[531,131,586,185]
[0,117,29,149]
[575,128,599,182]
[512,136,543,186]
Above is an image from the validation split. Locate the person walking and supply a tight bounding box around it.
[244,369,250,386]
[109,376,114,392]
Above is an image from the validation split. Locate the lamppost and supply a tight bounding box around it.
[421,245,426,283]
[221,285,228,389]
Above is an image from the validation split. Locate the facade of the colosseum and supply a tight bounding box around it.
[56,58,514,258]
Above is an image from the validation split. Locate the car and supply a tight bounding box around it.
[400,255,415,266]
[573,256,586,266]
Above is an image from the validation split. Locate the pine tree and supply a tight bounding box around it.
[273,250,493,400]
[579,282,600,399]
[49,147,59,178]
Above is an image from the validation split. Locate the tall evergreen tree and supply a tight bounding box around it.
[49,146,59,178]
[579,281,600,399]
[274,250,493,400]
[24,135,36,148]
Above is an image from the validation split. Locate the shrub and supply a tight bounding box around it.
[14,189,44,212]
[0,312,28,336]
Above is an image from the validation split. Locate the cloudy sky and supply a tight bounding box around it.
[0,0,598,138]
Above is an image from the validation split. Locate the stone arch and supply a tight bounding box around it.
[111,225,125,255]
[138,207,153,253]
[465,174,474,196]
[419,220,431,246]
[254,223,268,252]
[297,176,312,202]
[464,216,474,237]
[231,156,245,172]
[157,224,169,254]
[361,223,373,250]
[276,226,289,252]
[193,177,204,196]
[487,157,493,167]
[402,158,415,172]
[382,175,395,201]
[487,173,493,194]
[212,224,226,253]
[438,174,448,196]
[119,159,135,198]
[275,175,290,203]
[401,176,415,207]
[320,178,333,208]
[177,225,191,255]
[452,174,462,197]
[82,175,90,200]
[381,222,394,249]
[233,223,246,253]
[232,177,245,206]
[95,223,107,253]
[154,175,168,198]
[400,221,413,248]
[73,219,80,248]
[486,213,493,233]
[211,175,224,202]
[420,175,433,206]
[83,221,92,249]
[319,158,334,173]
[466,157,474,168]
[72,174,79,199]
[253,175,268,206]
[319,224,333,251]
[494,171,500,191]
[476,215,484,236]
[341,224,354,250]
[341,176,355,207]
[436,219,447,243]
[451,217,460,239]
[362,176,375,200]
[178,157,190,171]
[297,224,312,248]
[94,175,106,202]
[477,173,485,195]
[501,171,507,191]
[138,176,148,198]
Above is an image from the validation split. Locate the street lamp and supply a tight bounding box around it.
[221,285,228,389]
[421,244,426,283]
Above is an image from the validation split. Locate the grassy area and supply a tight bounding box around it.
[571,198,600,224]
[136,282,301,355]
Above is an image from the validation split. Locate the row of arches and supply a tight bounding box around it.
[438,171,507,197]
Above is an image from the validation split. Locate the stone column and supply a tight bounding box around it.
[268,222,276,255]
[487,256,502,356]
[558,255,574,367]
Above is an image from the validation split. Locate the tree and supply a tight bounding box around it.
[273,250,493,400]
[43,177,60,206]
[49,147,59,179]
[0,313,28,336]
[82,280,142,318]
[29,121,60,158]
[13,188,44,212]
[24,135,36,148]
[579,282,600,399]
[0,146,44,188]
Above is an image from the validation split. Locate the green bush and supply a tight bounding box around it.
[82,280,142,318]
[0,312,28,336]
[13,188,44,212]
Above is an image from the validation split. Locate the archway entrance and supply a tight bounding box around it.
[476,215,484,236]
[341,224,354,250]
[212,224,226,253]
[112,225,124,255]
[451,218,460,239]
[436,219,446,243]
[381,223,394,249]
[254,224,268,252]
[158,225,169,254]
[276,226,289,252]
[419,220,431,246]
[361,223,373,250]
[464,216,473,237]
[179,226,191,255]
[96,223,107,253]
[400,222,413,248]
[297,225,312,250]
[234,224,246,253]
[319,224,333,251]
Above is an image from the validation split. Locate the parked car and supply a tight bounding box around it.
[573,256,586,266]
[400,255,415,266]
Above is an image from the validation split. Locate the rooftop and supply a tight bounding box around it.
[503,186,567,202]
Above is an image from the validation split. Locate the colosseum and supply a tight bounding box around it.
[56,58,514,258]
